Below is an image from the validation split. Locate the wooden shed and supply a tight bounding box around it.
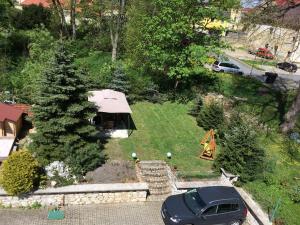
[0,103,24,137]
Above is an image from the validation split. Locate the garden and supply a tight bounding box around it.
[0,0,300,224]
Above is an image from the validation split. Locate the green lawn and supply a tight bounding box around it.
[241,59,277,70]
[245,133,300,225]
[104,101,215,178]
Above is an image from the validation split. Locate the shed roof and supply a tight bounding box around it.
[88,89,132,114]
[0,103,23,122]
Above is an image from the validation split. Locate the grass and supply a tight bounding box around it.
[241,59,277,70]
[104,101,215,177]
[244,133,300,225]
[75,51,111,87]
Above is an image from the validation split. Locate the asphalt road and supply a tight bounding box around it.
[225,53,300,83]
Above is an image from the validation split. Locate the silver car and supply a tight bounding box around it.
[212,61,244,75]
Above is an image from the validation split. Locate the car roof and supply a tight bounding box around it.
[197,186,241,205]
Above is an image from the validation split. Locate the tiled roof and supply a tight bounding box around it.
[21,0,51,7]
[11,104,33,117]
[0,103,24,123]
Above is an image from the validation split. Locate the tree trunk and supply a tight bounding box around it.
[281,83,300,133]
[52,0,69,37]
[70,0,76,40]
[109,0,125,61]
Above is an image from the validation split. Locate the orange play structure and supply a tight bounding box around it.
[199,129,216,160]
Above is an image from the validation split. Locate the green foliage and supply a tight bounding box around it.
[11,5,51,30]
[214,115,266,183]
[108,63,130,94]
[30,44,104,176]
[30,201,42,209]
[196,101,224,131]
[284,137,300,161]
[189,95,203,117]
[125,0,238,84]
[0,150,40,196]
[289,186,300,203]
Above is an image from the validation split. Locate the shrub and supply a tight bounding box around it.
[0,150,40,196]
[289,185,300,203]
[189,95,203,117]
[45,161,74,187]
[285,137,300,161]
[196,100,224,131]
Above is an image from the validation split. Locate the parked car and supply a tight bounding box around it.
[255,48,274,59]
[161,186,247,225]
[212,61,244,75]
[276,62,297,73]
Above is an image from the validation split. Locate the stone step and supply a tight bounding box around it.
[141,172,168,177]
[150,189,171,195]
[144,177,170,183]
[148,183,170,189]
[139,166,167,171]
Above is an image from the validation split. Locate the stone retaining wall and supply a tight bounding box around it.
[0,183,148,208]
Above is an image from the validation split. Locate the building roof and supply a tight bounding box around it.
[11,104,33,117]
[0,103,24,122]
[21,0,51,7]
[88,89,132,114]
[197,186,241,204]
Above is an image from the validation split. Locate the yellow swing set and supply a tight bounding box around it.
[199,129,216,161]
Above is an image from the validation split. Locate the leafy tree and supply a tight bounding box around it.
[31,44,104,176]
[108,63,130,94]
[0,150,40,196]
[197,101,224,131]
[125,0,239,89]
[11,5,51,30]
[214,115,266,183]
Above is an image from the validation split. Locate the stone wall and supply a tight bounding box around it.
[0,183,148,208]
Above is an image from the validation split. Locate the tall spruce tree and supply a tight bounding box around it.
[31,44,104,176]
[108,64,130,94]
[214,115,266,183]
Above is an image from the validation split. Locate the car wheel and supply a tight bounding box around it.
[220,70,224,73]
[228,220,241,225]
[238,71,243,75]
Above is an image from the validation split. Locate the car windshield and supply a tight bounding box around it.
[184,189,206,215]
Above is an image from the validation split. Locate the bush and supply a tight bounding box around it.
[0,150,40,196]
[289,185,300,203]
[285,137,300,161]
[45,161,74,187]
[189,94,203,117]
[196,101,224,131]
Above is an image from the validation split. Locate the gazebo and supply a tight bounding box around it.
[88,89,133,138]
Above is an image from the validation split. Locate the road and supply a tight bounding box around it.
[225,51,300,83]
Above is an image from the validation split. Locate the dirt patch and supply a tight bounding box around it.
[85,160,137,183]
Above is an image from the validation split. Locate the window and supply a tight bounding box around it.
[217,204,239,214]
[202,206,217,215]
[184,189,206,215]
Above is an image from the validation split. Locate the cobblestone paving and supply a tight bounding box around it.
[0,202,164,225]
[0,201,251,225]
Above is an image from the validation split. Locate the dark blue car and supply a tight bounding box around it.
[161,186,247,225]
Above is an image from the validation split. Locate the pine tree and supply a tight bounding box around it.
[196,101,224,131]
[189,95,203,117]
[214,115,265,183]
[108,64,130,94]
[31,44,104,176]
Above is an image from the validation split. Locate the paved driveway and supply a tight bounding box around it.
[0,202,164,225]
[0,201,252,225]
